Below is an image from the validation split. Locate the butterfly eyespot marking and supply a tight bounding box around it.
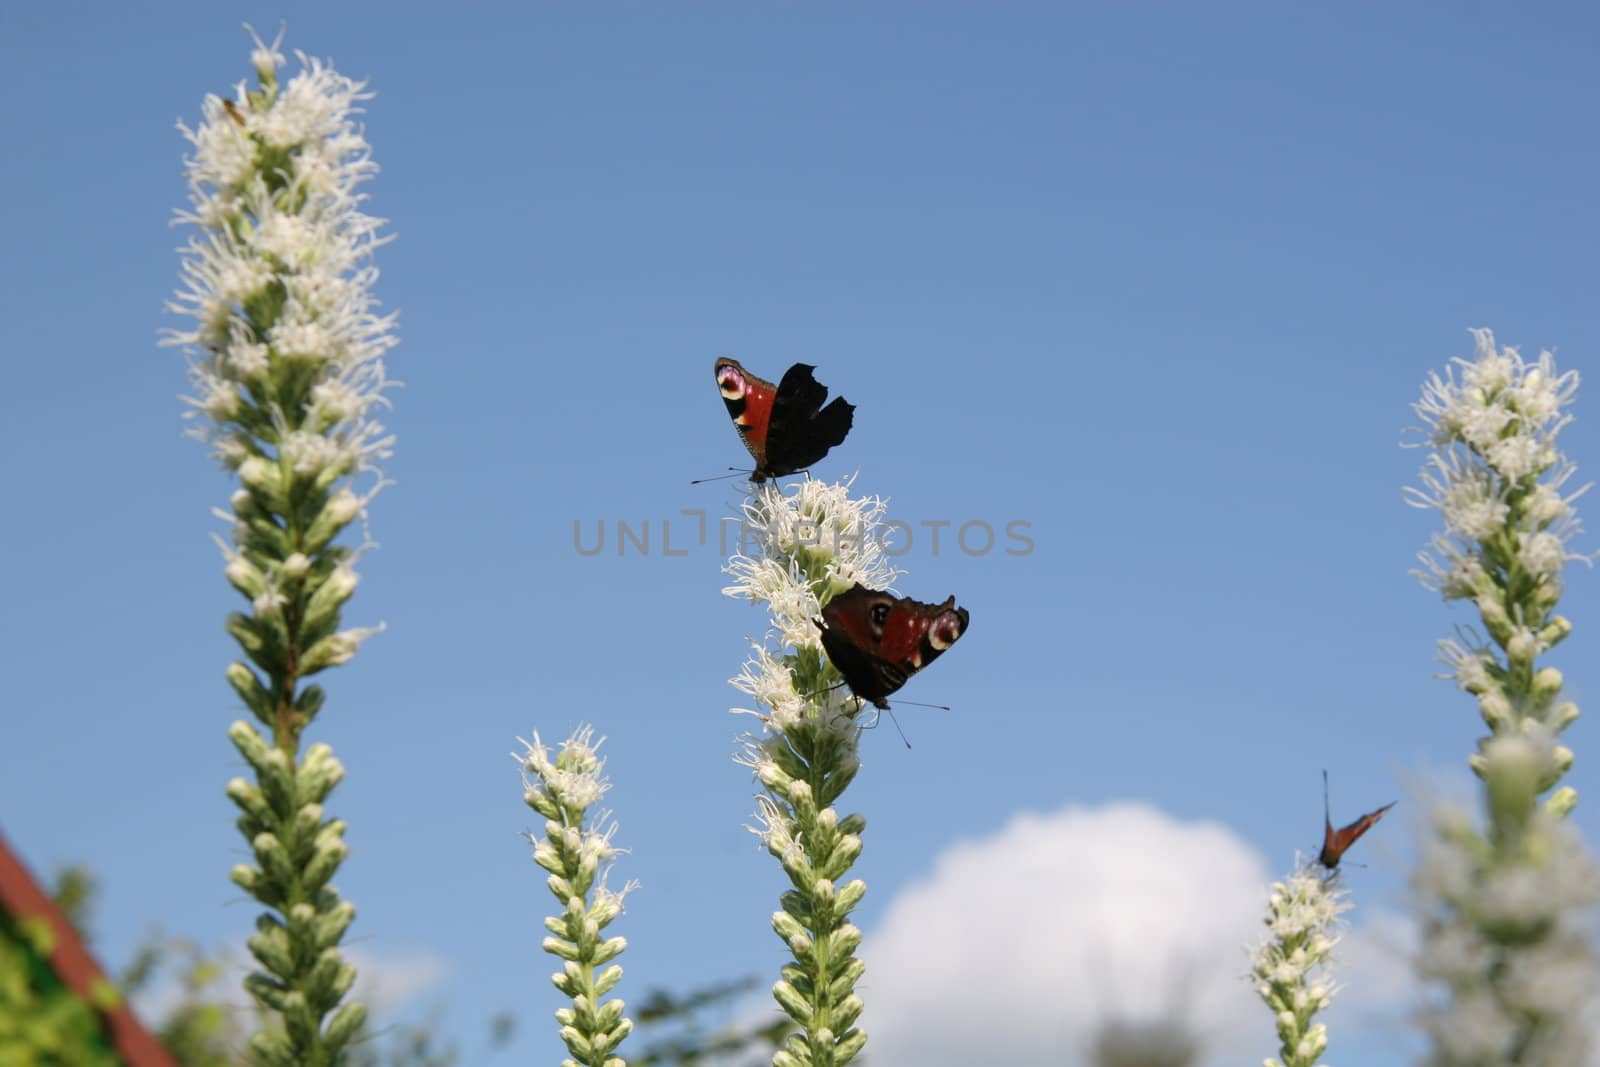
[928,611,965,651]
[711,357,853,483]
[717,364,746,400]
[869,602,891,628]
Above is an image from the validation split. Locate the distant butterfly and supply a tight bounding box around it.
[817,583,970,710]
[1319,770,1395,870]
[714,358,854,483]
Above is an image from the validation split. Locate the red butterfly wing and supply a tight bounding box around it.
[714,357,777,475]
[1319,801,1395,869]
[714,358,852,482]
[818,584,969,710]
[875,601,943,669]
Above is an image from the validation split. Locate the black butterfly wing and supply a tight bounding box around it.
[763,363,854,477]
[818,624,906,710]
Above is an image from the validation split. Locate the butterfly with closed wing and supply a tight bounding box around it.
[1318,770,1395,871]
[713,358,854,483]
[816,583,970,710]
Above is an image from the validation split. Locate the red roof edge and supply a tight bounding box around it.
[0,827,179,1067]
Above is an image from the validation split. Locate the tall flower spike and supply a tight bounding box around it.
[724,479,897,1067]
[1405,330,1600,1066]
[1251,859,1350,1067]
[520,726,635,1067]
[168,30,394,1065]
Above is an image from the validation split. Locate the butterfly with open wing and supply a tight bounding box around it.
[1318,770,1395,870]
[714,358,855,483]
[816,583,970,710]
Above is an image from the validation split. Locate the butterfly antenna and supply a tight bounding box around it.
[690,467,751,486]
[892,699,953,712]
[1322,768,1333,831]
[886,706,912,750]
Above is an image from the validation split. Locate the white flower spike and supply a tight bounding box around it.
[172,34,394,1065]
[518,724,634,1067]
[1406,330,1600,1067]
[722,475,908,1067]
[1252,858,1350,1067]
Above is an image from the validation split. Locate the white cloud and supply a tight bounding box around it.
[857,802,1306,1066]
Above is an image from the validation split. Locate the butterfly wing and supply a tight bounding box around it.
[818,584,969,709]
[762,363,855,479]
[1319,801,1395,869]
[714,357,778,474]
[818,610,904,710]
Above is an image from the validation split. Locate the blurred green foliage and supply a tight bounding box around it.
[0,867,120,1066]
[631,978,790,1066]
[1,865,790,1066]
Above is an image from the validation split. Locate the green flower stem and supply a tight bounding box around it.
[724,482,899,1067]
[172,33,394,1065]
[522,729,633,1067]
[756,728,868,1067]
[754,639,869,1067]
[226,726,362,1066]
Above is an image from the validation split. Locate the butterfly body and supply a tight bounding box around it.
[714,358,854,483]
[1319,773,1394,869]
[817,584,969,709]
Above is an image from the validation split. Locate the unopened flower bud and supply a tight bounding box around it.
[1485,735,1541,829]
[1543,786,1579,818]
[756,760,790,791]
[237,456,274,490]
[1551,701,1580,732]
[326,489,361,525]
[1540,615,1574,648]
[1479,690,1511,729]
[224,555,262,595]
[1476,592,1510,631]
[1507,626,1542,662]
[1551,744,1574,776]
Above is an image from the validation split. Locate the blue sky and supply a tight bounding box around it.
[2,3,1598,1064]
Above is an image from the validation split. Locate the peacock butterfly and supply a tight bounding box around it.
[817,583,969,710]
[714,358,854,483]
[1318,771,1394,870]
